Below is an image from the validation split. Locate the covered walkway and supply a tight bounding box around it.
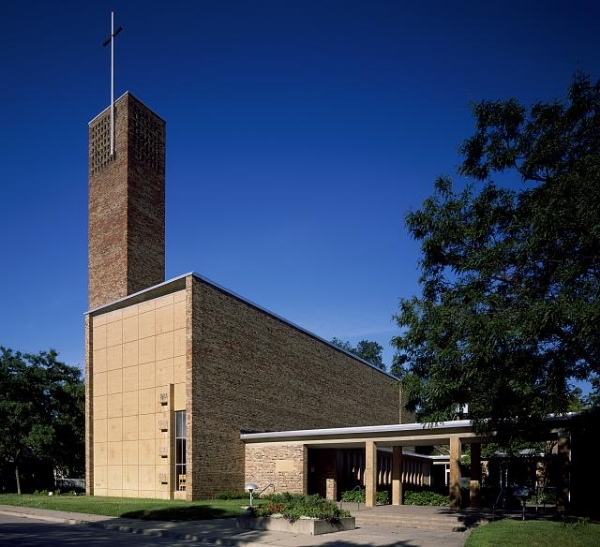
[242,418,572,511]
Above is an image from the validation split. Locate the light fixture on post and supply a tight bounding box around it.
[244,483,258,508]
[513,486,531,521]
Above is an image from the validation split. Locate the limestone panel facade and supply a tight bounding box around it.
[87,289,187,499]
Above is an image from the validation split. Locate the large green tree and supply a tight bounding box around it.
[331,337,386,371]
[0,347,84,493]
[392,74,600,441]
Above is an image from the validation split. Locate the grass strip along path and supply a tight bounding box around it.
[465,518,600,547]
[0,494,249,521]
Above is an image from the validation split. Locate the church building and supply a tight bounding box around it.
[85,92,405,500]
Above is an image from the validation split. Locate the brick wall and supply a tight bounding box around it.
[189,274,400,498]
[88,93,165,310]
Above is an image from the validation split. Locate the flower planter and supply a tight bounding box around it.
[236,515,356,535]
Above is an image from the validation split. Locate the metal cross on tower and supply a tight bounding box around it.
[103,12,123,156]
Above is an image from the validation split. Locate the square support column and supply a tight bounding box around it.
[365,441,377,507]
[326,477,337,501]
[302,445,309,495]
[556,430,570,516]
[392,446,403,505]
[469,442,481,508]
[449,435,462,510]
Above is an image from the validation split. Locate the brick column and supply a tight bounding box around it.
[326,478,337,501]
[469,442,481,508]
[449,435,462,510]
[365,441,377,507]
[392,446,403,505]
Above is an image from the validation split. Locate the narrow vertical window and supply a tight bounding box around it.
[175,410,186,491]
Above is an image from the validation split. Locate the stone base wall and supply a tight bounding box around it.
[244,444,307,495]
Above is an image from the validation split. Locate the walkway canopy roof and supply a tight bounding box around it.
[240,420,493,448]
[241,415,576,449]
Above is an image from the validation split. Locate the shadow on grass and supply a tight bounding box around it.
[120,505,233,521]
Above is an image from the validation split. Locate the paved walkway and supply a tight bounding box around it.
[0,504,474,547]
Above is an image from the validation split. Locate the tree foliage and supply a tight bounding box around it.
[331,337,386,371]
[392,74,600,441]
[0,347,84,493]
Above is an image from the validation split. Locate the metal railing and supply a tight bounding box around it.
[492,488,505,520]
[257,483,275,497]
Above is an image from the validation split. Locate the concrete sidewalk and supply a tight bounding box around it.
[0,504,472,546]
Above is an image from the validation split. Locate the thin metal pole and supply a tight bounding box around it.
[103,12,122,155]
[110,11,115,156]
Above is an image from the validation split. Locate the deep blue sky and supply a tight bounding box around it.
[2,1,599,372]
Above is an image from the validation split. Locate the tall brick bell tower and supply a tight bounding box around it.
[88,93,166,309]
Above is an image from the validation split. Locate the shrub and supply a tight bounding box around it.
[537,489,556,506]
[341,489,365,503]
[253,493,350,523]
[403,489,448,506]
[377,490,389,505]
[261,491,303,503]
[341,488,389,505]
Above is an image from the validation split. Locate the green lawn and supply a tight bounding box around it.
[466,518,600,547]
[3,494,600,547]
[0,494,249,520]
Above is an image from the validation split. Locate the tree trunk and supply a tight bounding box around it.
[15,464,21,495]
[15,449,21,495]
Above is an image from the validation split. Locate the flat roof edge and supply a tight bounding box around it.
[86,272,193,315]
[240,420,474,442]
[240,412,582,444]
[190,271,399,380]
[85,268,398,380]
